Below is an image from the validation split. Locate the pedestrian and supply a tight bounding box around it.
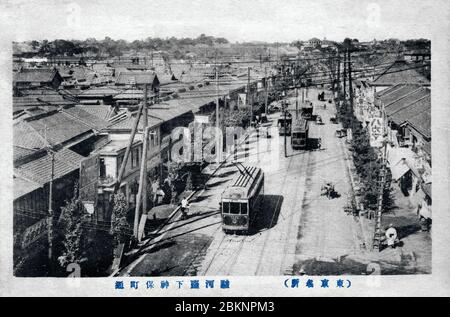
[180,196,190,220]
[152,180,159,206]
[385,224,399,248]
[317,137,322,150]
[156,187,165,205]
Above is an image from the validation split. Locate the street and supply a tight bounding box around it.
[119,88,373,276]
[116,87,430,277]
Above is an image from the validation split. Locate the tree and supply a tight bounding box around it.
[111,192,130,246]
[166,161,183,204]
[224,107,251,128]
[58,185,85,269]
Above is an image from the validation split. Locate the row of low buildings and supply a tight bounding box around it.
[12,61,276,275]
[351,56,432,229]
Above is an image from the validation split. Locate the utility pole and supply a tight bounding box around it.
[264,67,268,115]
[47,149,54,266]
[373,104,388,251]
[142,84,148,217]
[295,86,298,118]
[336,50,341,99]
[133,84,149,240]
[247,66,251,123]
[302,80,305,103]
[284,104,287,158]
[43,124,54,272]
[215,65,221,164]
[343,50,347,102]
[347,49,353,113]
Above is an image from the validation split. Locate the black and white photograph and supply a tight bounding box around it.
[0,0,449,297]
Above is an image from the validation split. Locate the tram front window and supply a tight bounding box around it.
[224,202,248,215]
[293,132,305,139]
[229,202,240,214]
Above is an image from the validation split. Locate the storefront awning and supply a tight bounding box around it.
[389,158,410,181]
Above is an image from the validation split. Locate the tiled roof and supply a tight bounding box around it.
[108,112,163,130]
[60,105,109,131]
[13,174,41,200]
[15,148,83,186]
[13,145,39,162]
[385,87,430,116]
[13,120,48,150]
[372,61,430,86]
[402,97,431,138]
[25,111,92,146]
[375,84,422,107]
[147,99,201,122]
[78,86,120,97]
[113,88,156,100]
[14,68,60,83]
[76,104,116,121]
[95,139,141,155]
[115,71,159,85]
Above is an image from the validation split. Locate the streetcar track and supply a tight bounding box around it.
[202,123,281,275]
[249,128,308,274]
[255,134,311,275]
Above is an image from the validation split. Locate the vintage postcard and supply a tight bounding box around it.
[0,0,449,299]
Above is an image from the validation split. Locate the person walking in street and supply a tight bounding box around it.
[317,137,322,150]
[180,196,190,220]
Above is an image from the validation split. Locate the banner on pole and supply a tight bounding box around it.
[369,116,384,148]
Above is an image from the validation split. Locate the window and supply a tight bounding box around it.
[229,202,240,214]
[240,203,248,215]
[150,133,155,148]
[99,158,106,178]
[224,202,247,215]
[131,147,140,169]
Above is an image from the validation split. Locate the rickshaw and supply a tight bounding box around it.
[316,115,323,125]
[321,182,337,199]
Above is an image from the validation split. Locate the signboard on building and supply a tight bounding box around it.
[238,94,247,106]
[369,116,384,148]
[22,217,49,249]
[79,154,99,211]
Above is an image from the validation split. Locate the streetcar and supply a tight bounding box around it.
[300,102,313,120]
[220,164,264,234]
[277,111,292,136]
[291,118,309,150]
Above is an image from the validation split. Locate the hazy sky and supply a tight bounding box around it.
[2,0,446,42]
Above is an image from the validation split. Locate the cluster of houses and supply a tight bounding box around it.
[12,57,275,274]
[352,54,432,230]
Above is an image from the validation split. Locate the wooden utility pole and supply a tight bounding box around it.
[336,50,341,98]
[373,104,388,251]
[295,87,298,118]
[247,66,251,122]
[264,67,268,115]
[215,66,221,163]
[347,49,353,112]
[284,104,287,158]
[47,149,54,264]
[142,84,148,216]
[343,51,347,101]
[133,84,149,239]
[302,80,305,103]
